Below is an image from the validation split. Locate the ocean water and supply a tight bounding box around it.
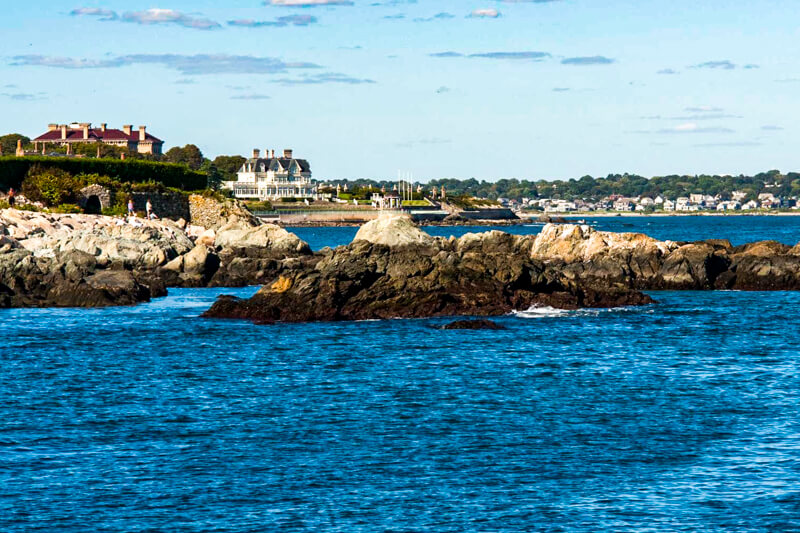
[3,219,800,532]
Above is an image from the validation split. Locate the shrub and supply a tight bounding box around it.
[52,203,82,214]
[102,205,127,217]
[130,180,166,193]
[0,156,207,191]
[75,172,122,189]
[197,188,228,202]
[246,200,273,212]
[21,166,81,207]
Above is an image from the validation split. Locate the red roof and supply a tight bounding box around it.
[33,127,162,143]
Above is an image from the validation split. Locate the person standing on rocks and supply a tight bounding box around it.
[127,198,135,217]
[7,188,15,208]
[146,199,157,220]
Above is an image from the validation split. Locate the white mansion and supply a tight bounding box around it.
[223,148,316,200]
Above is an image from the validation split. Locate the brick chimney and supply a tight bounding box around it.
[81,123,90,140]
[123,125,132,136]
[283,149,293,159]
[252,148,261,158]
[60,124,67,140]
[139,126,146,142]
[16,139,24,157]
[47,123,58,132]
[100,123,107,133]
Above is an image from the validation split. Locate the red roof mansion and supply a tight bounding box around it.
[32,123,164,155]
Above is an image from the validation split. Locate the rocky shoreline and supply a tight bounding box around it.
[0,208,309,308]
[4,210,800,320]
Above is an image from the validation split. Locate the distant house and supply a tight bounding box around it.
[32,122,163,155]
[717,201,741,211]
[742,200,759,210]
[732,191,748,202]
[675,197,691,211]
[639,197,654,205]
[613,198,635,211]
[689,193,705,204]
[372,190,402,209]
[224,148,315,200]
[663,199,676,211]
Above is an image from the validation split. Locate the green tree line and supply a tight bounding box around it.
[324,170,800,202]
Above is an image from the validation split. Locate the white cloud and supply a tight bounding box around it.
[469,8,501,18]
[70,7,118,21]
[11,54,321,75]
[267,0,354,6]
[121,9,221,30]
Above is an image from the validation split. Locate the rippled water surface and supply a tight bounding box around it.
[3,220,800,532]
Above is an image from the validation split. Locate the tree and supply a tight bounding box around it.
[200,161,224,190]
[21,166,81,206]
[163,144,205,170]
[0,133,31,156]
[72,142,127,159]
[212,155,246,182]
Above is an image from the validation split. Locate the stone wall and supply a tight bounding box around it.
[188,194,259,230]
[77,185,112,212]
[131,191,189,221]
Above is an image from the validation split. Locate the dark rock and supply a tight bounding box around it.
[203,229,655,324]
[536,214,568,223]
[0,249,154,308]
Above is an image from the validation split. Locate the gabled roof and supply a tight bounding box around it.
[242,157,311,173]
[33,127,163,143]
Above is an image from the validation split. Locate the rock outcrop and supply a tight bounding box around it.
[203,218,655,323]
[530,223,800,291]
[353,213,434,247]
[188,194,261,230]
[0,209,311,308]
[204,220,800,324]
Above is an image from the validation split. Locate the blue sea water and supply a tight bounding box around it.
[3,218,800,532]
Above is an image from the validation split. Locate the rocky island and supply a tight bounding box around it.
[204,214,800,323]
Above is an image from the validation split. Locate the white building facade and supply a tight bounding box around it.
[223,148,316,200]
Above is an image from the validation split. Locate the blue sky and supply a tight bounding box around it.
[1,0,798,180]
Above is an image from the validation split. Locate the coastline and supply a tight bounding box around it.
[522,211,800,219]
[279,211,800,227]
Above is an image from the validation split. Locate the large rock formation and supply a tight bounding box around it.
[0,209,311,307]
[353,213,434,247]
[204,219,800,324]
[530,223,800,291]
[203,218,655,323]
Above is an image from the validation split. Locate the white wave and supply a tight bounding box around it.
[514,304,651,319]
[514,305,577,318]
